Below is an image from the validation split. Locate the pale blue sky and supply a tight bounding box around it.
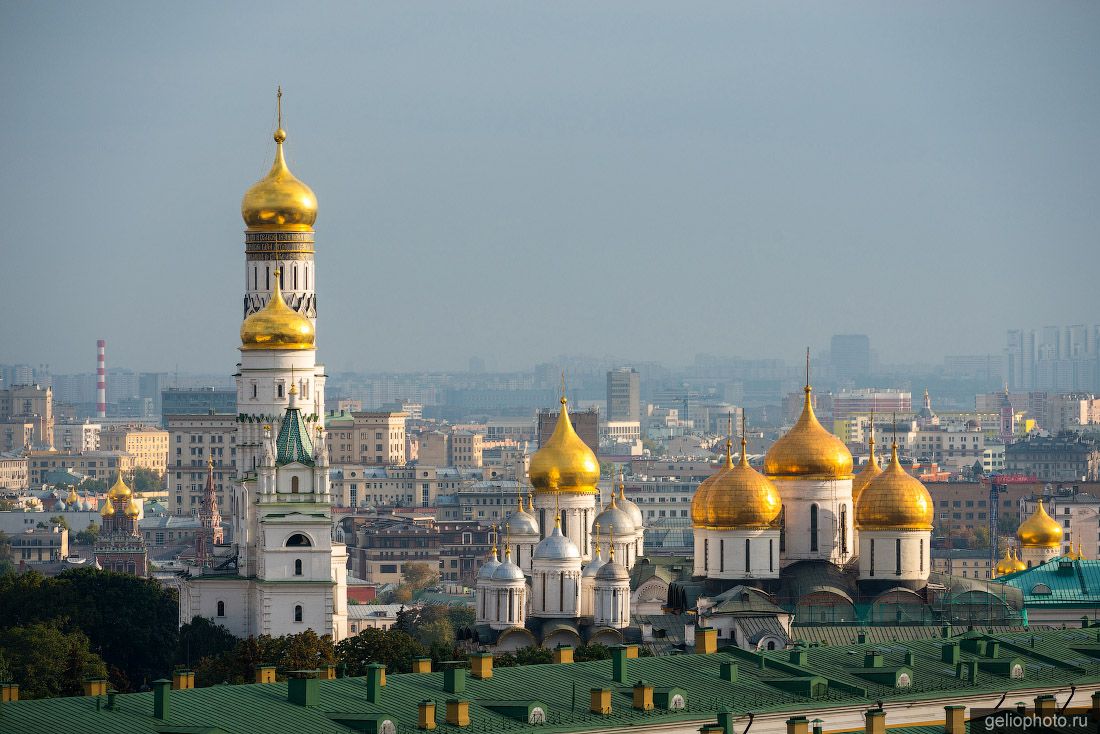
[1,2,1097,373]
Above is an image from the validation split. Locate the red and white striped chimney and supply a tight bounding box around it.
[96,339,106,418]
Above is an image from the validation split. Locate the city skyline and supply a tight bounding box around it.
[2,3,1099,374]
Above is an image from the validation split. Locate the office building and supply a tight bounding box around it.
[606,367,640,422]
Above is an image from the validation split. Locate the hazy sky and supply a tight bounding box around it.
[1,2,1098,375]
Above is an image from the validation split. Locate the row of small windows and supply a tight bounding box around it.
[216,600,304,623]
[254,263,310,292]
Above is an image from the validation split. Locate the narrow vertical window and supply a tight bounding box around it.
[769,538,774,572]
[920,539,924,572]
[294,605,303,622]
[253,267,257,290]
[719,538,725,572]
[294,558,302,576]
[305,265,309,290]
[266,266,270,290]
[293,265,298,290]
[279,268,284,289]
[704,538,709,571]
[745,538,751,573]
[216,600,225,617]
[810,504,819,552]
[779,508,785,552]
[896,538,902,575]
[291,476,299,493]
[870,539,875,576]
[840,504,848,554]
[559,573,565,612]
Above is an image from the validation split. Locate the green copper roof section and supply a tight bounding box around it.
[995,557,1100,606]
[276,405,314,467]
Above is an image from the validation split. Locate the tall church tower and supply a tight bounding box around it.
[181,94,346,642]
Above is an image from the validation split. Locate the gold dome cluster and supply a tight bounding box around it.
[1017,499,1063,548]
[855,445,934,531]
[240,127,317,230]
[765,385,854,479]
[240,269,315,351]
[995,548,1026,576]
[691,436,782,530]
[528,396,599,494]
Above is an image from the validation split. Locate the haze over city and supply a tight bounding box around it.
[1,2,1098,374]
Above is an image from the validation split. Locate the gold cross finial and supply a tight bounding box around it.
[560,371,567,405]
[805,347,811,392]
[277,86,283,129]
[740,412,748,466]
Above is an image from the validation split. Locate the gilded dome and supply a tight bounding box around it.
[241,128,317,231]
[66,486,79,505]
[100,498,115,517]
[107,472,132,500]
[851,439,883,505]
[1017,499,1063,548]
[855,445,934,531]
[764,387,853,479]
[240,269,315,351]
[697,438,782,530]
[124,497,141,518]
[995,549,1017,577]
[1012,548,1026,572]
[528,397,599,493]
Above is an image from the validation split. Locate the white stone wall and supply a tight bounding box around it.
[593,578,630,628]
[532,491,597,563]
[857,528,931,581]
[696,528,782,580]
[772,477,855,565]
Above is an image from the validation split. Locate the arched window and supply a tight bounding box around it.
[810,504,819,552]
[286,533,312,547]
[294,605,303,622]
[291,476,300,493]
[251,383,257,399]
[278,383,285,398]
[766,641,776,650]
[217,600,225,617]
[745,537,751,573]
[294,559,303,576]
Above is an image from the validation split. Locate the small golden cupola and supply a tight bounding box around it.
[107,472,132,500]
[124,496,141,518]
[1012,548,1027,572]
[855,444,934,530]
[851,419,882,504]
[1016,499,1063,548]
[240,268,315,350]
[764,354,853,479]
[66,485,79,505]
[528,395,599,494]
[100,498,116,517]
[995,548,1017,577]
[240,88,317,231]
[703,426,782,530]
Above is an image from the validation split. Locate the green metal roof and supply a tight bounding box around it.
[4,628,1100,734]
[996,558,1100,607]
[276,406,314,467]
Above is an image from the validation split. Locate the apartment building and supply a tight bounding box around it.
[166,413,237,517]
[326,410,407,466]
[330,465,470,509]
[26,451,136,485]
[99,425,169,475]
[53,420,101,453]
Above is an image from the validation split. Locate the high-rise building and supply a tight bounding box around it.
[830,334,871,383]
[606,367,640,423]
[0,384,53,449]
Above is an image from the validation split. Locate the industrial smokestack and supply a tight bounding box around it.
[96,339,106,418]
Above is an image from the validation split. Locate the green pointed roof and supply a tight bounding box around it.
[276,405,314,467]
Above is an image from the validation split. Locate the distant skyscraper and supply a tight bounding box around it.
[830,335,871,383]
[606,368,640,422]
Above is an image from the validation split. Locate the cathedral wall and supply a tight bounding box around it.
[857,529,930,581]
[773,477,854,564]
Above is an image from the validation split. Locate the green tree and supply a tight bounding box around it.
[447,605,475,630]
[513,646,553,665]
[281,629,336,671]
[130,467,164,494]
[0,623,107,699]
[401,561,439,592]
[0,531,13,575]
[74,522,100,545]
[49,515,70,531]
[574,643,612,662]
[77,478,107,495]
[177,616,239,668]
[417,619,454,650]
[336,627,427,675]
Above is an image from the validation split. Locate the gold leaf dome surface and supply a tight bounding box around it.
[100,499,115,517]
[995,549,1017,577]
[764,387,853,479]
[855,445,934,530]
[528,397,599,494]
[240,270,315,351]
[693,438,782,530]
[851,441,882,505]
[240,129,317,231]
[124,497,141,518]
[1012,548,1026,572]
[1017,499,1063,548]
[107,472,132,500]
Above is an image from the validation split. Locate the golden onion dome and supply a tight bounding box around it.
[851,439,883,505]
[528,397,599,494]
[124,497,141,518]
[995,549,1017,577]
[1017,499,1063,548]
[704,437,782,530]
[764,386,853,479]
[855,444,934,530]
[66,486,79,505]
[241,123,317,231]
[240,268,315,350]
[107,472,132,500]
[1012,548,1027,572]
[100,498,116,517]
[690,464,714,527]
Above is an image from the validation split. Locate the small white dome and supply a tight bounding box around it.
[504,508,539,537]
[596,559,630,582]
[533,525,581,561]
[492,558,526,582]
[477,552,502,580]
[593,504,633,538]
[582,549,605,578]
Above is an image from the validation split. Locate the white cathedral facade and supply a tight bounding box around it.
[178,110,349,641]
